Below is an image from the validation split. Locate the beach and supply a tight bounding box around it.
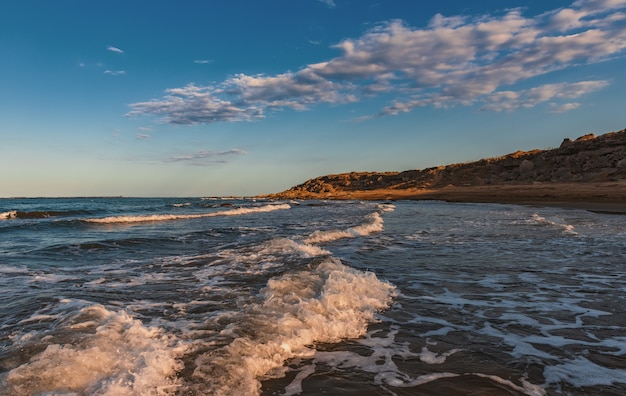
[278,181,626,214]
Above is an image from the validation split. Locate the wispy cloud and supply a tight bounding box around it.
[104,70,126,76]
[164,148,247,165]
[193,59,213,64]
[107,46,124,54]
[138,126,152,132]
[317,0,336,8]
[136,134,151,140]
[549,102,581,113]
[128,0,626,124]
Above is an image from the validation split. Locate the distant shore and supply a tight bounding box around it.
[267,181,626,214]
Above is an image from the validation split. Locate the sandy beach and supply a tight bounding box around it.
[301,181,626,214]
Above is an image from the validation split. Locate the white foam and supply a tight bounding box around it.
[0,210,17,220]
[263,238,332,257]
[29,273,77,283]
[2,304,185,396]
[474,373,546,396]
[17,314,61,324]
[191,258,397,395]
[282,364,316,396]
[86,203,291,224]
[0,266,29,274]
[530,213,578,235]
[418,345,461,364]
[388,372,459,387]
[377,203,396,212]
[544,356,626,388]
[303,212,384,244]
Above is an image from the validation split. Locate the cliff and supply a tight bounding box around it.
[266,128,626,201]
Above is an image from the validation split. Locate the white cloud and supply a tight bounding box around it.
[193,59,212,64]
[107,46,124,54]
[128,84,265,124]
[480,80,608,112]
[136,134,151,140]
[104,70,126,76]
[128,1,625,124]
[138,126,152,131]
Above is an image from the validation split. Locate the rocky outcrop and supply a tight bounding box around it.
[269,128,626,199]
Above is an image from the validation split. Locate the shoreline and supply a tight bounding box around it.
[265,181,626,214]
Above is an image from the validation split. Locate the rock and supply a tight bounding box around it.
[270,128,626,199]
[575,133,596,142]
[560,138,573,148]
[519,160,534,174]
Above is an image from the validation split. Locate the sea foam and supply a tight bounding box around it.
[303,212,385,244]
[86,203,290,224]
[190,257,397,395]
[0,210,17,220]
[1,304,184,396]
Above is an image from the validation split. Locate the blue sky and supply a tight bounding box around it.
[2,0,626,197]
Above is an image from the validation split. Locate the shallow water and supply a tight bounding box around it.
[1,198,625,395]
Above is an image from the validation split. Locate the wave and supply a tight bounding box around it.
[170,202,191,208]
[530,213,578,235]
[0,209,93,220]
[86,204,291,224]
[1,303,184,396]
[190,257,397,395]
[303,212,385,244]
[1,259,396,396]
[0,210,17,220]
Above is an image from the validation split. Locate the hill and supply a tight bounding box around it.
[264,128,626,210]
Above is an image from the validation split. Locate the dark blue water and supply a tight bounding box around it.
[1,198,625,395]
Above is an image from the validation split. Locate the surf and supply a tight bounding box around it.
[86,203,291,224]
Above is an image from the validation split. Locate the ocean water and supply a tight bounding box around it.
[1,198,625,395]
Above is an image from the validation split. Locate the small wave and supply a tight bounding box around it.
[530,213,578,235]
[0,210,17,220]
[303,212,384,244]
[86,204,291,224]
[377,203,396,212]
[29,273,78,283]
[0,266,29,274]
[0,210,92,220]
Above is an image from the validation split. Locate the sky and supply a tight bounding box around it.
[2,0,626,197]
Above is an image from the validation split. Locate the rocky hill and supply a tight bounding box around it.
[268,128,626,200]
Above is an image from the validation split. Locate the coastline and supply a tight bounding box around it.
[265,181,626,214]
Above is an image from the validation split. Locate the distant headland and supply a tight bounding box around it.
[263,127,626,213]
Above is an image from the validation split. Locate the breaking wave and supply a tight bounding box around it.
[86,204,291,224]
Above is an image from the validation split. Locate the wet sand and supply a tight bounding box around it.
[307,181,626,214]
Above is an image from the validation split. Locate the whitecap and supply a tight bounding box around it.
[86,203,291,224]
[303,212,384,244]
[1,304,185,396]
[190,257,397,395]
[0,210,17,220]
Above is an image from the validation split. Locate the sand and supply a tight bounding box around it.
[308,181,626,214]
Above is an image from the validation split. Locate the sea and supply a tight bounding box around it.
[1,197,625,396]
